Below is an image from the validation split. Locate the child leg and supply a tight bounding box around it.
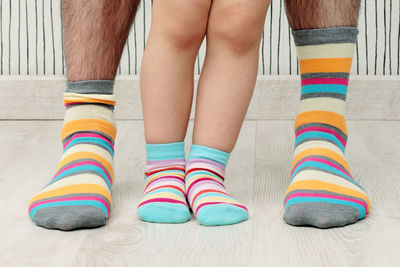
[137,0,212,223]
[187,0,270,226]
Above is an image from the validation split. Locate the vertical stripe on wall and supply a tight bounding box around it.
[0,0,399,76]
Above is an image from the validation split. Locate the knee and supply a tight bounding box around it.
[159,3,209,50]
[208,6,266,54]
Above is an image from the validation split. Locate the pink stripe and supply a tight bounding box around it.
[186,177,224,196]
[195,202,248,215]
[296,126,346,147]
[291,157,352,179]
[144,176,185,191]
[187,182,225,202]
[29,196,110,214]
[63,132,113,150]
[186,158,225,172]
[284,192,367,212]
[301,78,348,86]
[137,198,188,208]
[52,160,112,185]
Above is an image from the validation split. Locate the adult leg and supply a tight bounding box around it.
[137,0,212,223]
[28,0,139,230]
[186,0,270,226]
[283,0,370,228]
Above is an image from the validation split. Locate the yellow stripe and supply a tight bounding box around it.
[285,180,370,208]
[292,147,350,173]
[299,58,353,74]
[55,151,114,182]
[61,119,117,142]
[140,192,185,202]
[295,111,347,135]
[296,43,355,60]
[29,184,112,206]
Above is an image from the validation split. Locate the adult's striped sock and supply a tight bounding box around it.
[28,80,116,230]
[283,27,370,228]
[137,142,191,223]
[186,145,248,226]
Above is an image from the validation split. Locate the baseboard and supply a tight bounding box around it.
[1,75,399,120]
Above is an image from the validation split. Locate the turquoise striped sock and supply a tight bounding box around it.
[185,145,248,226]
[137,142,191,223]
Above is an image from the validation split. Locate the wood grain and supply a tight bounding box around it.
[1,76,400,120]
[0,121,399,267]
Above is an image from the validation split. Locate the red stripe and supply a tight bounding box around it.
[145,184,185,196]
[301,78,349,86]
[145,167,185,177]
[137,198,188,208]
[186,168,225,181]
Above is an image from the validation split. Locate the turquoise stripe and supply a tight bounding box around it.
[301,84,348,95]
[49,165,111,189]
[193,192,236,207]
[295,131,345,152]
[144,187,185,198]
[285,197,366,219]
[30,200,108,219]
[65,137,114,156]
[188,145,229,166]
[146,142,185,161]
[186,170,223,183]
[291,161,362,188]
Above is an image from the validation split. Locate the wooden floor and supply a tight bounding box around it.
[1,120,399,267]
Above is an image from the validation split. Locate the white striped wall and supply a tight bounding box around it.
[0,0,399,76]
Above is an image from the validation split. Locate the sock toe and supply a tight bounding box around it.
[196,204,249,226]
[284,202,360,229]
[32,206,107,231]
[137,203,191,224]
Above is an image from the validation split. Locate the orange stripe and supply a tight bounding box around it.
[63,98,115,106]
[295,111,347,135]
[29,184,112,206]
[284,180,370,209]
[291,147,350,173]
[299,58,353,74]
[61,119,116,142]
[55,151,113,181]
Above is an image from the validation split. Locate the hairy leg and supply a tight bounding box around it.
[63,0,139,81]
[140,0,212,144]
[282,0,370,228]
[28,0,139,230]
[284,0,360,30]
[192,0,270,152]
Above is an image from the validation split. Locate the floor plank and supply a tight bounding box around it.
[0,120,399,267]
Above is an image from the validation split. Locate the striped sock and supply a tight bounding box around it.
[283,27,370,228]
[137,142,191,223]
[186,145,248,226]
[28,80,116,230]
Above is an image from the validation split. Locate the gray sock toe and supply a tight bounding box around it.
[32,206,107,231]
[284,202,360,229]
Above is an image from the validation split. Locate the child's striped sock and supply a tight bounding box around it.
[284,27,370,228]
[137,142,191,223]
[28,80,116,230]
[186,145,248,226]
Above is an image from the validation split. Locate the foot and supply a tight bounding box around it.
[28,85,116,230]
[186,145,248,226]
[137,142,191,223]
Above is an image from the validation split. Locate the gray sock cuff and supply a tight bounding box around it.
[292,27,359,46]
[66,80,114,94]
